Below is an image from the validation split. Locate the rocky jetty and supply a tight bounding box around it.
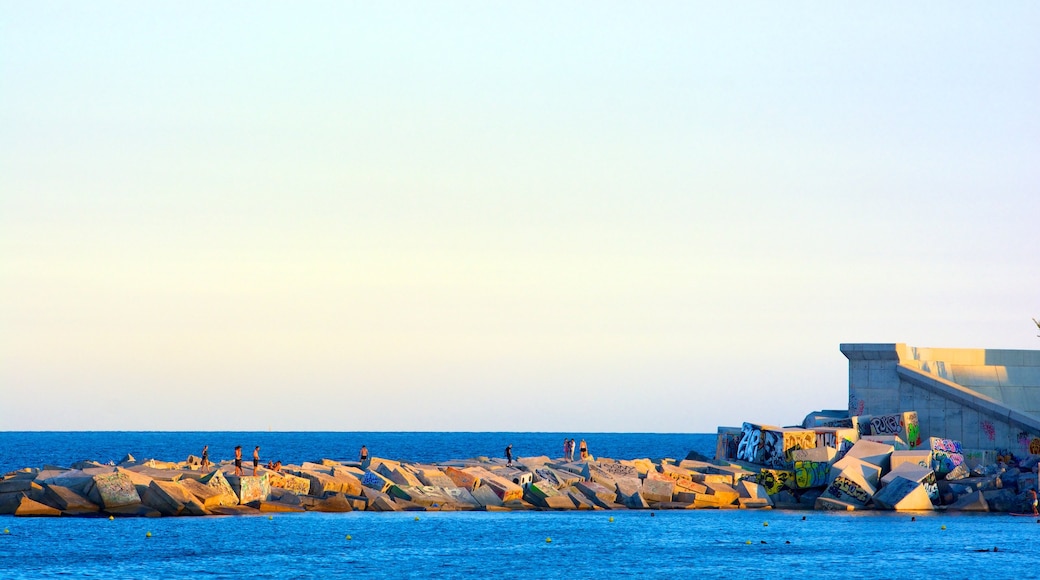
[0,452,771,517]
[718,408,1040,513]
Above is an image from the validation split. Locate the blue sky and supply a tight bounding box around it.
[2,3,1038,431]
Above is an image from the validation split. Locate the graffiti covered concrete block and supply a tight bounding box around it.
[227,474,270,504]
[736,423,769,464]
[753,469,794,495]
[871,476,933,511]
[812,427,859,457]
[792,460,830,489]
[819,467,875,508]
[759,428,817,470]
[361,470,394,493]
[929,437,965,477]
[86,472,141,509]
[814,496,857,511]
[865,411,922,448]
[961,449,997,471]
[198,470,239,506]
[829,456,882,489]
[444,467,479,491]
[881,463,938,502]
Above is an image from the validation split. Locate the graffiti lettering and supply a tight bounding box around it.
[754,470,793,495]
[793,460,829,489]
[869,415,903,436]
[905,412,921,448]
[737,423,763,464]
[825,476,870,504]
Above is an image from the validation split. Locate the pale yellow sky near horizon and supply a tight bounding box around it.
[2,2,1038,431]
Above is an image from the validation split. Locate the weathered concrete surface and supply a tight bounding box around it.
[444,467,480,491]
[872,477,933,511]
[843,439,894,473]
[85,472,141,509]
[226,475,271,504]
[179,478,228,509]
[198,470,240,507]
[42,485,99,514]
[947,490,989,512]
[141,480,208,516]
[641,472,675,504]
[890,450,931,471]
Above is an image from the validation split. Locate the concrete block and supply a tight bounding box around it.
[843,439,894,472]
[947,490,989,512]
[141,480,208,516]
[944,463,970,481]
[641,473,675,503]
[929,438,965,477]
[441,487,481,510]
[790,446,838,464]
[524,481,564,508]
[830,456,882,488]
[565,490,596,510]
[760,428,817,470]
[470,485,504,508]
[866,411,922,448]
[736,422,768,464]
[197,470,240,507]
[41,485,99,514]
[736,480,773,505]
[368,496,400,512]
[871,477,933,511]
[477,473,523,502]
[179,478,228,509]
[819,467,876,508]
[597,461,640,481]
[703,481,739,506]
[738,498,771,509]
[792,460,830,489]
[257,500,305,513]
[267,472,311,495]
[862,435,908,451]
[361,470,394,493]
[105,504,162,517]
[86,472,141,509]
[293,469,362,497]
[673,478,707,496]
[814,497,857,511]
[414,467,456,488]
[575,481,617,505]
[444,467,479,491]
[658,463,694,482]
[890,450,932,471]
[754,470,795,495]
[15,496,61,517]
[226,475,271,504]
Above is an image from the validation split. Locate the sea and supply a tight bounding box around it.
[1,432,1035,579]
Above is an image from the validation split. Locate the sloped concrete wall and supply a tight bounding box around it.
[841,343,1040,455]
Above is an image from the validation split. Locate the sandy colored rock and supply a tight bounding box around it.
[871,477,933,511]
[142,480,208,516]
[641,472,676,503]
[15,495,61,517]
[42,484,99,514]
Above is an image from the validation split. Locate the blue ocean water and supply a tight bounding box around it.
[1,432,1035,578]
[0,431,716,475]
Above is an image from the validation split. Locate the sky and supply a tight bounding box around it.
[2,3,1038,432]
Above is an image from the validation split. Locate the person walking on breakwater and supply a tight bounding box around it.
[253,446,261,476]
[579,439,588,461]
[1031,490,1038,516]
[359,445,369,463]
[201,445,209,470]
[505,444,513,467]
[234,446,243,476]
[568,439,576,462]
[563,439,570,462]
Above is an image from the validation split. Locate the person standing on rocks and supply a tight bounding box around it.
[234,446,243,476]
[1031,489,1038,516]
[563,439,570,462]
[253,446,261,476]
[569,439,576,461]
[579,439,588,461]
[359,445,369,463]
[505,444,513,467]
[201,445,210,470]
